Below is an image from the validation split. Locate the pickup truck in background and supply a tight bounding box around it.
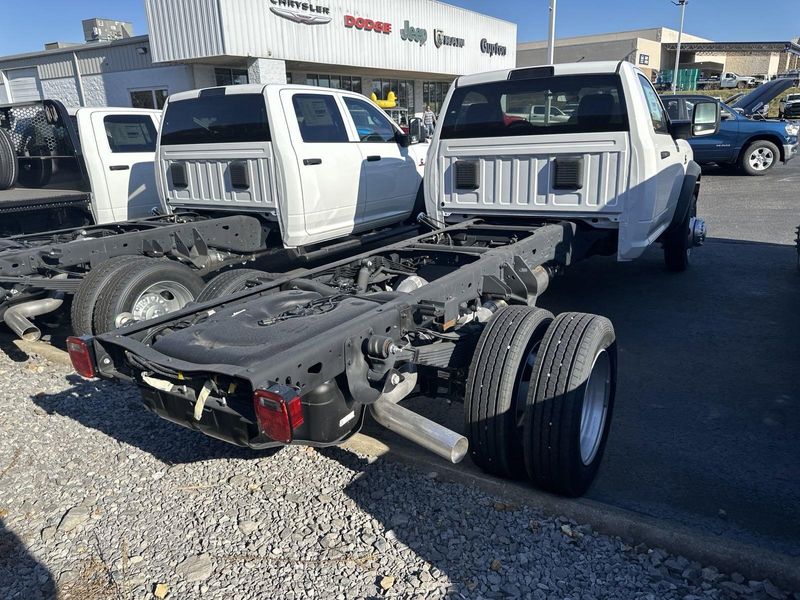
[70,62,720,499]
[779,93,800,119]
[0,100,163,236]
[662,80,798,175]
[697,71,757,90]
[0,84,427,341]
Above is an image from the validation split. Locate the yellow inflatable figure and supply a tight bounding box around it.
[370,90,397,108]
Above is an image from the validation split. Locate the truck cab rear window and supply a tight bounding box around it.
[161,93,270,145]
[104,115,157,153]
[441,74,628,139]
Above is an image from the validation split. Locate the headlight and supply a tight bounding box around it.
[785,123,799,136]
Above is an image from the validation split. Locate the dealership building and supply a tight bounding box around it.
[518,27,800,81]
[0,0,516,115]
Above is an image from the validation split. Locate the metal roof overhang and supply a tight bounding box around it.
[663,41,800,56]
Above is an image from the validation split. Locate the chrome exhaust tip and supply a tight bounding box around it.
[370,396,468,464]
[2,296,64,341]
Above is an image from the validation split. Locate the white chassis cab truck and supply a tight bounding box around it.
[70,62,720,499]
[0,100,164,235]
[0,84,427,340]
[426,61,714,271]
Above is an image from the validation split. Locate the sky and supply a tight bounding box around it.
[1,0,798,56]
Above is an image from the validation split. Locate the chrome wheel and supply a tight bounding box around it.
[129,282,195,324]
[579,349,611,465]
[748,147,775,171]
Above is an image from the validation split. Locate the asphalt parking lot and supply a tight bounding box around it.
[547,159,800,556]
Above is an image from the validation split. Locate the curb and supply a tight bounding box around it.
[344,433,800,592]
[13,339,72,367]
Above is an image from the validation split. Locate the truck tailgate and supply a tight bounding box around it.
[161,142,278,213]
[436,132,630,219]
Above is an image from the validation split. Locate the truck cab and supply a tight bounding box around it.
[159,84,427,248]
[425,61,719,266]
[0,100,163,235]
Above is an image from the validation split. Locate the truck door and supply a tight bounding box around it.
[86,110,162,223]
[283,91,365,241]
[686,100,739,164]
[637,75,684,228]
[341,97,420,228]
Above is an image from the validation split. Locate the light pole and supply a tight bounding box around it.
[547,0,557,64]
[671,0,688,93]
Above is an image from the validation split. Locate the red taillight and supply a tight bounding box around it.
[253,386,304,443]
[66,336,96,378]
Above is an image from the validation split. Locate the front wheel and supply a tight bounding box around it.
[522,312,617,497]
[92,259,204,334]
[740,140,779,176]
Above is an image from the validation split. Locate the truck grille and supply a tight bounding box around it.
[553,157,584,190]
[454,160,480,190]
[170,163,188,188]
[229,162,250,190]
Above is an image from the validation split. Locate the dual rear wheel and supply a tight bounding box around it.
[465,306,616,497]
[71,259,273,336]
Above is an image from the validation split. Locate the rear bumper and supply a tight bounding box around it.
[140,386,267,449]
[138,384,363,450]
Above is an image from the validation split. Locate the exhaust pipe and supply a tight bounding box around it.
[3,296,64,341]
[369,371,469,464]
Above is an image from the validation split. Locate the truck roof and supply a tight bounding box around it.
[168,83,366,104]
[455,61,630,88]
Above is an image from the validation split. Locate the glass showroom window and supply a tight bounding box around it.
[370,79,415,114]
[130,89,168,110]
[306,74,362,94]
[423,81,452,114]
[215,68,249,86]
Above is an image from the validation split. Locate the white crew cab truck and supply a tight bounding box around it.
[426,61,718,271]
[0,84,427,340]
[0,100,163,236]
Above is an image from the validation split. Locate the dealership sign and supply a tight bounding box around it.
[344,15,392,34]
[434,29,464,49]
[269,0,331,25]
[480,38,506,57]
[400,21,427,45]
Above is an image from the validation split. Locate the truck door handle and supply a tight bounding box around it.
[303,158,322,166]
[367,155,382,162]
[109,165,130,171]
[660,151,671,159]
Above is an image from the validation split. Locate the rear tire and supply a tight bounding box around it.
[195,268,274,303]
[464,306,554,479]
[739,140,779,176]
[70,255,152,336]
[0,129,17,190]
[663,194,697,272]
[92,260,204,334]
[523,312,617,497]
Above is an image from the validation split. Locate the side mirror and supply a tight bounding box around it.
[691,100,720,137]
[408,117,424,143]
[670,120,692,140]
[395,130,411,147]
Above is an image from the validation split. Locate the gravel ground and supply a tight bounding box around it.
[0,350,797,600]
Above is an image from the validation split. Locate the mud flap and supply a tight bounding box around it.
[665,161,702,236]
